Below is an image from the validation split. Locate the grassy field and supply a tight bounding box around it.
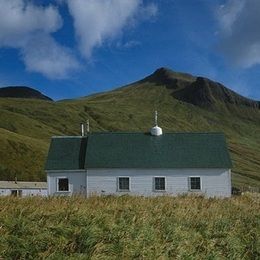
[0,194,259,259]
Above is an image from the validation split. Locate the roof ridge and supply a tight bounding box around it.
[88,132,225,135]
[52,132,225,138]
[52,136,87,139]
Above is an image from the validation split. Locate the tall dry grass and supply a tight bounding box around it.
[0,194,259,259]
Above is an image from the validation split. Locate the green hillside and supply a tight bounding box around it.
[0,68,259,188]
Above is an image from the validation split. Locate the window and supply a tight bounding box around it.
[11,190,18,196]
[154,177,166,191]
[57,178,69,191]
[11,190,22,197]
[118,177,130,191]
[189,177,201,190]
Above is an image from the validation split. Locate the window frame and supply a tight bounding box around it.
[154,176,166,192]
[188,176,202,191]
[117,176,131,192]
[56,177,70,192]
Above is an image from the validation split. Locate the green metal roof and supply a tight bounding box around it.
[45,132,232,170]
[85,132,232,169]
[45,136,87,171]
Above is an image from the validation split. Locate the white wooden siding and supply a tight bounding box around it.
[47,168,231,197]
[0,188,47,197]
[87,168,231,197]
[47,171,86,196]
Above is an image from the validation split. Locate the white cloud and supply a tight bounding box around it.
[0,0,157,79]
[138,3,157,20]
[218,0,244,34]
[21,34,79,79]
[217,0,260,68]
[116,40,141,49]
[0,0,79,79]
[0,0,62,46]
[67,0,157,59]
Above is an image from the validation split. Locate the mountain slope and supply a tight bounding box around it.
[173,76,259,108]
[143,67,259,109]
[0,68,259,188]
[0,86,52,101]
[0,128,48,181]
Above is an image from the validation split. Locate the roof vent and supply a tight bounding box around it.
[150,111,162,136]
[80,120,90,136]
[80,123,85,136]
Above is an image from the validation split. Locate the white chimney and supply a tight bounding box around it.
[86,119,90,133]
[80,123,85,136]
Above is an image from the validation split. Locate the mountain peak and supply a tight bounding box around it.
[0,86,52,101]
[172,76,259,109]
[154,67,173,74]
[138,67,259,109]
[142,67,195,89]
[152,67,195,82]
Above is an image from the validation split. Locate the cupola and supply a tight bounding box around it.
[150,111,162,136]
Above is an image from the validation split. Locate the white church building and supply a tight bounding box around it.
[45,113,232,197]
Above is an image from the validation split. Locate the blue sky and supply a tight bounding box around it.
[0,0,259,100]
